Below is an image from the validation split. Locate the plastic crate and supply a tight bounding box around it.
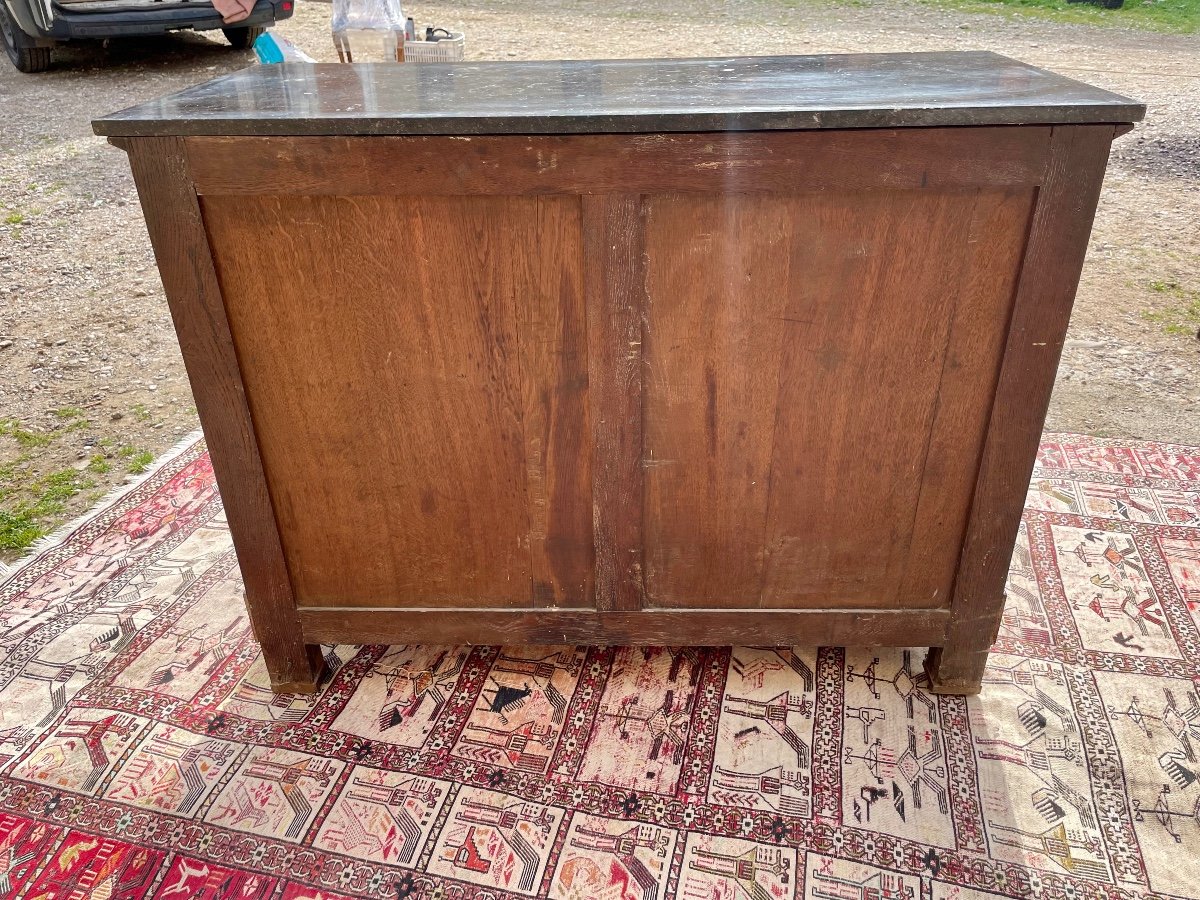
[403,31,464,63]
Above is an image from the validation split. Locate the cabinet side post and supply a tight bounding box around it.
[584,194,647,612]
[927,124,1118,694]
[120,136,324,694]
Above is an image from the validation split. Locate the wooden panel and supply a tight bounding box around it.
[643,188,1035,609]
[299,606,950,648]
[523,199,594,606]
[898,188,1037,606]
[185,128,1051,197]
[642,197,791,603]
[585,195,646,611]
[201,194,591,609]
[929,125,1116,692]
[120,137,323,693]
[760,189,1027,609]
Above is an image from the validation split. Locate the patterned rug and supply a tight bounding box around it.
[1,435,1199,900]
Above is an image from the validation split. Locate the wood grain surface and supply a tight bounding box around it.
[642,188,1035,610]
[202,194,591,609]
[584,194,646,612]
[522,198,594,607]
[185,128,1051,197]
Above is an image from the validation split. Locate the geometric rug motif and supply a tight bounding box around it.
[1,434,1199,899]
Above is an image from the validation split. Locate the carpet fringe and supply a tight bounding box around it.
[1043,430,1199,453]
[0,429,205,582]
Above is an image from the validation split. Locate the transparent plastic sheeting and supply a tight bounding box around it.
[331,0,405,35]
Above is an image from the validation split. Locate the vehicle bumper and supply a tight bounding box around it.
[43,0,289,40]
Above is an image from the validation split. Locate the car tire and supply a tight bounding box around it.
[222,25,266,50]
[0,3,52,73]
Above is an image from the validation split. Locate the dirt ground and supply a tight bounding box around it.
[0,0,1197,562]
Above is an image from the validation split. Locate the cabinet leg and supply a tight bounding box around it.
[924,646,986,695]
[261,640,326,694]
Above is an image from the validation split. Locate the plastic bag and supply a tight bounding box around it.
[330,0,405,34]
[254,32,317,64]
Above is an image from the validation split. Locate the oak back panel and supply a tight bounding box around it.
[642,188,1035,609]
[202,194,593,608]
[194,129,1044,616]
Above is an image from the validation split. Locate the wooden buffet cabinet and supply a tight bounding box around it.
[95,53,1142,694]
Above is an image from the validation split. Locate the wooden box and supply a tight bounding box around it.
[94,53,1142,694]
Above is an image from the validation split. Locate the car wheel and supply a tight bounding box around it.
[222,25,266,50]
[0,2,51,72]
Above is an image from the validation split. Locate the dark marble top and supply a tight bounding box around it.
[92,51,1143,138]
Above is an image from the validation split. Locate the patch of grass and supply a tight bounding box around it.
[53,407,90,432]
[3,212,24,226]
[910,0,1200,33]
[0,457,32,506]
[0,509,45,553]
[36,469,95,505]
[117,445,156,474]
[0,468,96,554]
[125,450,154,475]
[0,454,30,482]
[0,419,53,449]
[87,454,111,475]
[131,403,152,423]
[1142,279,1200,337]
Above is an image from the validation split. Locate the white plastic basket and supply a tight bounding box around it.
[403,31,465,63]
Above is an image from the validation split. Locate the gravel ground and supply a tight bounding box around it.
[0,0,1197,562]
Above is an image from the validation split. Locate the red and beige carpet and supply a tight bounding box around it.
[1,434,1198,900]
